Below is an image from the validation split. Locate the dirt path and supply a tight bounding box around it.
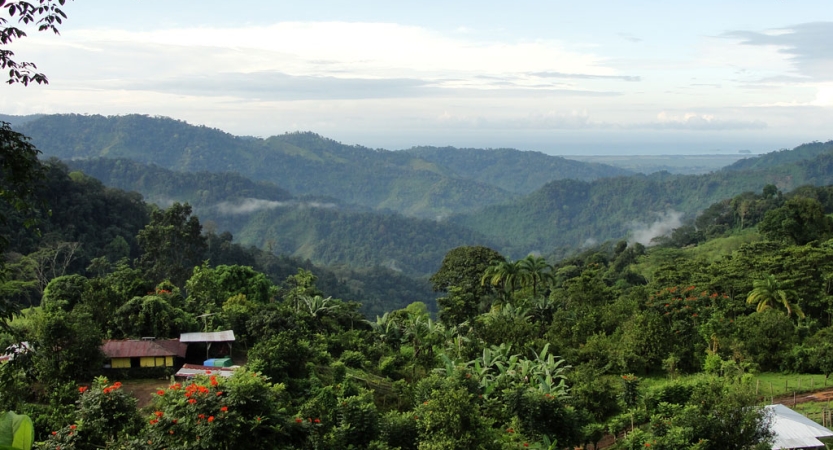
[770,387,833,406]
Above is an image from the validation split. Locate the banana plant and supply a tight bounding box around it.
[0,411,34,450]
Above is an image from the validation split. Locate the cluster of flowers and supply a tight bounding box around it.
[295,417,321,424]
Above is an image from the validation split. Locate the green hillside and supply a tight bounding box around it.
[14,115,514,218]
[67,158,500,277]
[14,114,632,218]
[454,148,833,256]
[722,140,833,172]
[405,146,633,193]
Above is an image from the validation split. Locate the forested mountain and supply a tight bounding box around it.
[67,158,295,209]
[0,159,434,316]
[67,158,501,277]
[453,147,833,255]
[722,140,833,172]
[13,113,833,272]
[404,146,633,193]
[6,114,587,219]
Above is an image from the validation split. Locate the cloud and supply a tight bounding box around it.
[529,71,641,82]
[635,112,767,130]
[212,198,337,215]
[435,109,611,130]
[125,72,432,101]
[214,198,289,215]
[629,211,684,246]
[617,33,643,43]
[22,21,638,98]
[721,22,833,82]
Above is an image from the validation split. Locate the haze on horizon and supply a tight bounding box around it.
[1,0,832,155]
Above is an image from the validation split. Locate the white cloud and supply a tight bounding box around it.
[53,22,618,84]
[629,211,684,246]
[213,198,337,215]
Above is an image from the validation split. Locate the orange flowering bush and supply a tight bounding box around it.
[134,369,289,450]
[39,376,141,450]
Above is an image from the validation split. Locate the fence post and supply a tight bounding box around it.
[756,379,760,395]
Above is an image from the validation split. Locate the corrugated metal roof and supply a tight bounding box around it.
[179,330,235,343]
[101,340,187,358]
[765,404,833,449]
[175,363,238,378]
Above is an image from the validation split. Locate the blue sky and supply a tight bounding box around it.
[2,0,832,154]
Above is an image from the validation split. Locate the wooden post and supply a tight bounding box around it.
[770,382,774,397]
[794,391,797,407]
[756,379,760,395]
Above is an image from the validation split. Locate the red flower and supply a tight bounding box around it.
[506,428,514,433]
[220,406,228,412]
[207,416,215,423]
[314,418,320,424]
[199,414,205,419]
[216,391,224,396]
[157,390,165,396]
[188,398,197,404]
[70,424,77,430]
[154,411,164,418]
[103,388,111,394]
[295,418,302,423]
[51,431,57,436]
[78,386,88,393]
[113,381,122,389]
[524,444,529,448]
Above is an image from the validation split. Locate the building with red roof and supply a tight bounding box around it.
[101,339,187,369]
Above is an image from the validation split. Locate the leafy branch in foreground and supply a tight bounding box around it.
[1,0,71,85]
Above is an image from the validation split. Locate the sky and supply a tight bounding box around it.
[1,0,833,155]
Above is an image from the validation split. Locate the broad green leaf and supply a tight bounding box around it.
[0,411,34,450]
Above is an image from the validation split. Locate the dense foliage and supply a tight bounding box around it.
[7,116,833,450]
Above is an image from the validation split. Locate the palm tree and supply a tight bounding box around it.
[746,274,805,318]
[481,259,520,298]
[517,254,554,297]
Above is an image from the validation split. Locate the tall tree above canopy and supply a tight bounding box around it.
[747,274,805,318]
[1,0,71,85]
[758,197,833,245]
[431,245,502,325]
[0,122,45,242]
[137,202,207,287]
[516,254,554,298]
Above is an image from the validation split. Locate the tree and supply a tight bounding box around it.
[114,294,196,339]
[137,202,206,287]
[516,254,554,298]
[1,0,72,85]
[758,197,833,245]
[40,273,88,312]
[0,122,47,330]
[432,246,502,325]
[480,259,519,299]
[31,308,103,383]
[746,274,804,318]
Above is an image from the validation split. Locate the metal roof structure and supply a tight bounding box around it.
[101,339,187,359]
[765,404,833,449]
[179,330,235,343]
[174,363,238,379]
[0,342,30,363]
